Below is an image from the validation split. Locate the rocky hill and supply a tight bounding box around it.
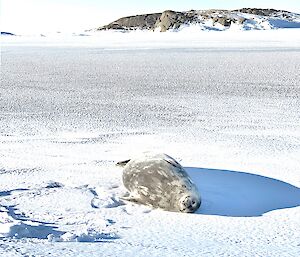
[98,8,300,32]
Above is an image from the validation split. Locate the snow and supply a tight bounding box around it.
[1,29,300,256]
[1,28,300,49]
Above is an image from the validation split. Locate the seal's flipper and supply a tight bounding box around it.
[116,159,131,167]
[120,194,139,203]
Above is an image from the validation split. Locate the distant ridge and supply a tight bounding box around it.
[98,8,300,32]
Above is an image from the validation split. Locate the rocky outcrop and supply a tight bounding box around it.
[97,8,300,32]
[101,13,161,30]
[99,10,199,32]
[234,8,280,16]
[212,16,232,27]
[154,10,197,32]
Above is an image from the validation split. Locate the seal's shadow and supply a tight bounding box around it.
[186,167,300,217]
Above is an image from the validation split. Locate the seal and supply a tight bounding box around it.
[117,153,201,213]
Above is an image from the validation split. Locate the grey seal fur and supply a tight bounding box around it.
[117,153,201,213]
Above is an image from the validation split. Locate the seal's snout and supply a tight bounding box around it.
[179,195,201,213]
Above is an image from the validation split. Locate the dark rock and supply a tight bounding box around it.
[155,10,189,32]
[237,17,246,24]
[99,13,161,30]
[212,17,233,26]
[234,8,285,16]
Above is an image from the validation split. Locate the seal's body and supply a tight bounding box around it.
[118,153,201,213]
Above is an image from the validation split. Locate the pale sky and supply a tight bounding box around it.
[1,0,300,34]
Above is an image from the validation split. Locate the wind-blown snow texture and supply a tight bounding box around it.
[1,30,300,256]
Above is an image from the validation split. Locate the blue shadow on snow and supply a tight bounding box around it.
[185,167,300,217]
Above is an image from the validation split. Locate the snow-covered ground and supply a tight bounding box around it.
[1,30,300,256]
[2,29,300,49]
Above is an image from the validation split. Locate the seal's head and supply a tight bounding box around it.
[179,194,201,213]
